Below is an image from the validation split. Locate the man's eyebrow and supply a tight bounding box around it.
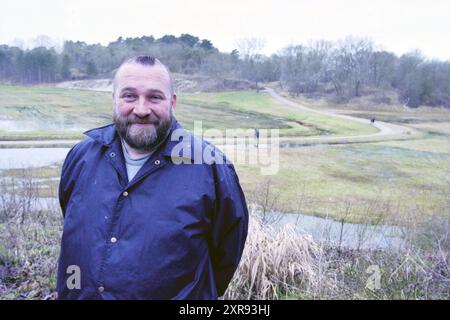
[145,89,166,97]
[120,87,137,93]
[119,87,166,96]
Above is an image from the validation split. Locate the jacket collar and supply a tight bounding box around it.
[83,123,118,146]
[83,117,195,160]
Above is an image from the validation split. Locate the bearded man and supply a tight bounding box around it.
[57,55,249,300]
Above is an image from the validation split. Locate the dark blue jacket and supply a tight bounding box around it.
[57,118,249,299]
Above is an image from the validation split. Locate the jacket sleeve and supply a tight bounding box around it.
[58,144,81,218]
[210,162,249,297]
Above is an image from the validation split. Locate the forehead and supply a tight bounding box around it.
[115,63,171,93]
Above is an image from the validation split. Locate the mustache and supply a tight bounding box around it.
[124,114,159,125]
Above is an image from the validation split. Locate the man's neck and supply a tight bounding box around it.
[122,141,153,159]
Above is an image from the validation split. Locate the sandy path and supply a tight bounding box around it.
[264,88,411,140]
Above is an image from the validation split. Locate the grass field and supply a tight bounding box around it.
[0,84,376,140]
[1,84,449,223]
[1,132,448,224]
[235,134,450,224]
[180,91,377,136]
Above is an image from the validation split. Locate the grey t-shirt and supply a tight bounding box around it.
[121,141,153,181]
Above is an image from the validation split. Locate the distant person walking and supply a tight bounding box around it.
[254,128,260,148]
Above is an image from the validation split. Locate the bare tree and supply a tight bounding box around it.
[331,37,373,98]
[235,37,266,60]
[235,37,267,91]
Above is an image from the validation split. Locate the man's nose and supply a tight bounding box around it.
[133,97,152,117]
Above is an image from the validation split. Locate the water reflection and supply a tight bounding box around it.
[0,148,70,169]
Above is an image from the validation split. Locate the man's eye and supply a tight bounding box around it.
[150,96,162,100]
[123,94,136,100]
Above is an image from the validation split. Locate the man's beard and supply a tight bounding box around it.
[113,108,173,152]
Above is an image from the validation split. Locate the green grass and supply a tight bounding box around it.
[175,101,293,133]
[235,136,450,224]
[0,85,113,129]
[0,130,84,141]
[180,91,377,136]
[0,85,302,138]
[7,137,443,224]
[1,84,448,224]
[1,133,448,224]
[1,85,377,140]
[0,85,376,140]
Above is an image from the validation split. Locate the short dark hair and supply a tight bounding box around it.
[113,55,174,95]
[126,55,157,66]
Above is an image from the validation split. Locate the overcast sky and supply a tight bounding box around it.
[1,0,450,60]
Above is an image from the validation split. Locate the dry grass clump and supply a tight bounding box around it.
[224,209,332,299]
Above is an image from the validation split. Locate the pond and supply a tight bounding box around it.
[267,211,405,250]
[0,148,70,169]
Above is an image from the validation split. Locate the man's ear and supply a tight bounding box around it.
[171,94,177,111]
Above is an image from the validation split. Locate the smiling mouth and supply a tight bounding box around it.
[131,123,154,126]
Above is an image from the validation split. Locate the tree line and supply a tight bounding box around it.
[0,34,449,108]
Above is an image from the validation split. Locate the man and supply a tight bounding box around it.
[57,55,249,299]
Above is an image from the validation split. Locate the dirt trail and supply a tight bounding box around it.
[264,87,411,141]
